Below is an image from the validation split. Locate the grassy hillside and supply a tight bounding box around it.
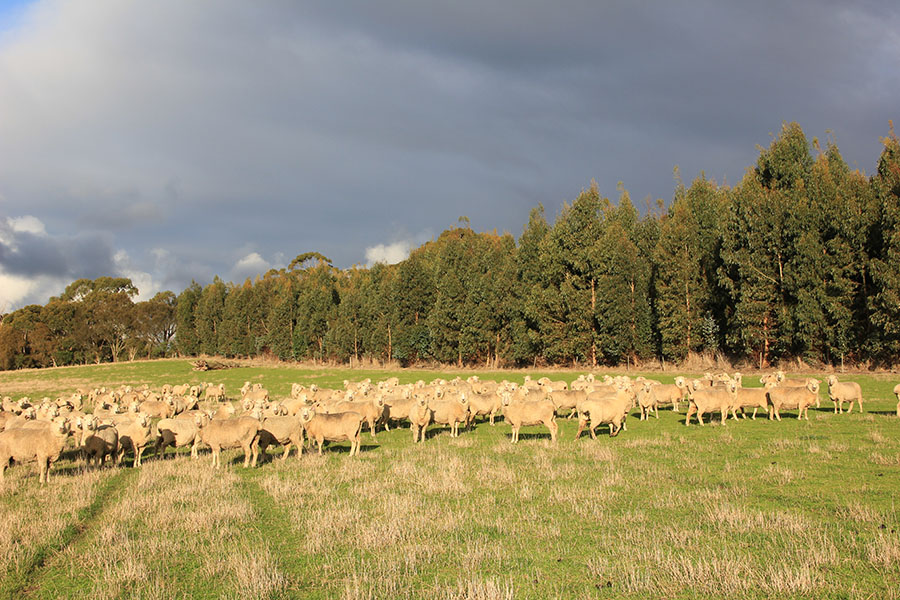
[1,360,898,599]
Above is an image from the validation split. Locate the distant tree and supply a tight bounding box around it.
[175,281,202,356]
[196,277,227,356]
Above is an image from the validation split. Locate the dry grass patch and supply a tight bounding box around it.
[0,467,106,576]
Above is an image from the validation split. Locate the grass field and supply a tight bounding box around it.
[0,359,898,599]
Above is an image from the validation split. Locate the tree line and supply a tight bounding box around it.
[2,122,899,370]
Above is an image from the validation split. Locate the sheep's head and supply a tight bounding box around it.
[826,375,837,386]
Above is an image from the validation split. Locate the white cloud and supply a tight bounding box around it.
[8,215,47,235]
[113,250,159,302]
[229,252,272,283]
[365,241,410,266]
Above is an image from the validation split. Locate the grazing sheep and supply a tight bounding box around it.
[500,393,558,443]
[574,390,632,439]
[3,407,37,431]
[79,417,119,468]
[156,414,206,459]
[545,389,586,420]
[113,413,154,467]
[0,417,72,483]
[257,415,305,461]
[299,408,363,456]
[766,380,820,421]
[537,377,568,392]
[321,397,385,438]
[428,391,470,438]
[685,380,737,426]
[731,387,769,420]
[408,396,432,443]
[205,384,227,403]
[198,415,261,469]
[171,384,191,397]
[211,402,237,420]
[636,384,659,420]
[466,390,504,425]
[139,399,174,419]
[825,376,864,414]
[382,390,415,430]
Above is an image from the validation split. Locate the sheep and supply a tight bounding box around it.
[139,399,174,419]
[198,414,261,469]
[428,390,469,438]
[382,389,415,430]
[156,414,206,459]
[211,402,236,420]
[257,415,305,461]
[466,390,504,425]
[320,397,385,438]
[0,417,72,483]
[500,393,558,443]
[205,383,227,403]
[290,383,305,399]
[684,380,737,426]
[731,387,770,420]
[113,413,154,467]
[281,393,311,417]
[299,408,363,456]
[650,380,686,413]
[79,417,119,468]
[171,384,191,397]
[408,396,432,443]
[826,376,864,414]
[766,380,820,421]
[760,372,783,385]
[895,383,900,418]
[537,377,568,391]
[1,396,20,413]
[3,407,37,431]
[241,387,269,405]
[574,390,632,439]
[635,384,659,420]
[92,399,120,418]
[545,389,586,420]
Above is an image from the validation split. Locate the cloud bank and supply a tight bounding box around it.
[0,0,897,310]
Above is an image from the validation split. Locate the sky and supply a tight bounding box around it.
[0,1,898,311]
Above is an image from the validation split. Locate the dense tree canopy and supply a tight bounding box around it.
[2,122,899,369]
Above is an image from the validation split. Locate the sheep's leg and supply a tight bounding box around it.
[654,405,659,419]
[549,419,558,442]
[575,418,587,440]
[697,410,705,426]
[589,421,598,440]
[684,405,694,426]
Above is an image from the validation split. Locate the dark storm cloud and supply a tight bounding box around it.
[0,0,897,309]
[0,219,116,280]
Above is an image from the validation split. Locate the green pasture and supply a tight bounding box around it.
[0,360,898,599]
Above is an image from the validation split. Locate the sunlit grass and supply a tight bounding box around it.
[1,359,898,598]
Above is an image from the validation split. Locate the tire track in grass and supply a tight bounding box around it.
[1,468,138,600]
[237,468,309,599]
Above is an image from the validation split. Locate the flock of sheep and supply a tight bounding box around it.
[0,371,894,485]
